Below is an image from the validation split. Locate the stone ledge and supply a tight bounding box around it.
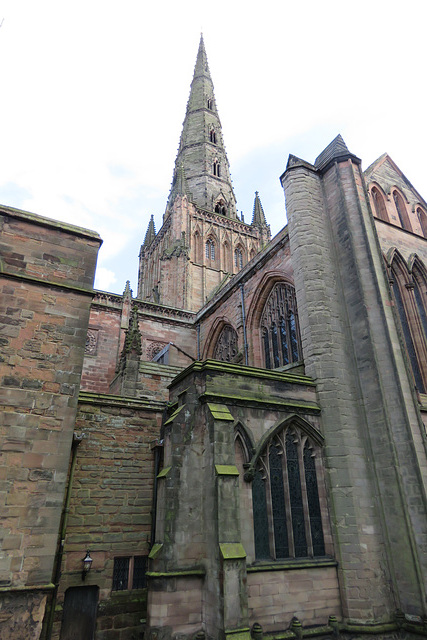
[247,557,337,573]
[0,583,55,592]
[201,392,320,414]
[78,390,166,411]
[171,359,316,388]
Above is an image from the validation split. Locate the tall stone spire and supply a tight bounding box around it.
[166,35,238,218]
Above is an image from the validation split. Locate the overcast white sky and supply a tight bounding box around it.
[0,1,425,293]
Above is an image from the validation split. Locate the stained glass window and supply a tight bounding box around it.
[304,443,325,556]
[269,443,289,559]
[286,433,307,558]
[251,425,325,561]
[252,469,270,560]
[261,283,302,369]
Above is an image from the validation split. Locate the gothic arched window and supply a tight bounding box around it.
[205,238,215,261]
[261,282,302,369]
[371,186,388,222]
[213,161,221,177]
[234,247,243,269]
[207,97,214,110]
[215,200,227,216]
[391,258,427,393]
[251,425,325,560]
[417,207,427,238]
[393,190,412,231]
[210,129,217,144]
[413,265,427,340]
[213,324,238,362]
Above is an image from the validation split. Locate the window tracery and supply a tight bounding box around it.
[251,425,325,560]
[213,324,238,362]
[213,161,221,177]
[261,282,301,369]
[209,128,217,144]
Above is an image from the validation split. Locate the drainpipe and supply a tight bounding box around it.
[240,283,249,365]
[45,433,83,640]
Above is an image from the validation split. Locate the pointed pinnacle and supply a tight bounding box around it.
[123,280,133,298]
[251,191,268,227]
[143,214,156,246]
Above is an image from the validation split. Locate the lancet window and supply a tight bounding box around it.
[213,161,221,177]
[215,200,227,215]
[371,186,388,222]
[213,324,238,362]
[210,129,217,144]
[417,207,427,237]
[393,190,412,231]
[251,425,325,560]
[261,282,301,369]
[390,257,427,393]
[205,238,215,260]
[207,97,214,110]
[234,247,243,269]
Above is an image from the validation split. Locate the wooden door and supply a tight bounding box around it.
[60,586,99,640]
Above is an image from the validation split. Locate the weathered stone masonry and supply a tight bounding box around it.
[0,206,101,638]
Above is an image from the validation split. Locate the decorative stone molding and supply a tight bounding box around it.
[85,329,99,355]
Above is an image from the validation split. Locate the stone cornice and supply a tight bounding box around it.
[1,204,102,243]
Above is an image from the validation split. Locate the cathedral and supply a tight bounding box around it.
[1,36,427,640]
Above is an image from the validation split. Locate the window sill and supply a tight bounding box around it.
[247,557,337,573]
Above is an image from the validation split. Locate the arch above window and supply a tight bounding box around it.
[261,282,302,369]
[249,422,326,560]
[209,128,217,144]
[207,97,214,110]
[213,324,238,362]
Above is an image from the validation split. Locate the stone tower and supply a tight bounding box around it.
[137,35,270,311]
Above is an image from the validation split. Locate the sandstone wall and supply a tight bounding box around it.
[0,205,101,638]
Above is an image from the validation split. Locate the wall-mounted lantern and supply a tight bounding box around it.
[81,550,93,580]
